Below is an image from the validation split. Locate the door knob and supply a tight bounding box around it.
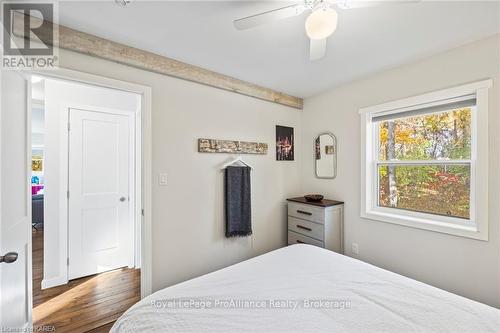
[120,197,126,202]
[0,252,18,264]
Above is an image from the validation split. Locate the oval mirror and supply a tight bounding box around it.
[314,132,337,179]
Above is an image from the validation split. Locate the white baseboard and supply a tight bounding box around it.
[41,276,68,290]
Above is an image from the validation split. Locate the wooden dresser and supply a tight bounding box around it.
[287,197,344,254]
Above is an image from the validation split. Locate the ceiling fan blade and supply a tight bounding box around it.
[337,0,420,9]
[234,4,306,30]
[310,38,327,61]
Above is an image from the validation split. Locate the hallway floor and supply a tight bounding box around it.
[32,227,140,332]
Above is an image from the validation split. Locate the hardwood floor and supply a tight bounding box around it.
[87,322,116,333]
[87,321,115,333]
[32,227,140,333]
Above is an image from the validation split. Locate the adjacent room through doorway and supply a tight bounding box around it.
[30,75,142,332]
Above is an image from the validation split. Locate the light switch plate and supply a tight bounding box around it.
[159,173,168,186]
[351,243,359,255]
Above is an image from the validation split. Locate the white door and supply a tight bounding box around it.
[68,108,133,280]
[0,71,31,328]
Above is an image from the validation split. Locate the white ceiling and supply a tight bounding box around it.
[58,1,500,98]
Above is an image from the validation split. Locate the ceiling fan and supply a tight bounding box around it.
[234,0,417,61]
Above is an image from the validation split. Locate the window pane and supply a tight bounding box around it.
[378,164,470,219]
[378,108,472,161]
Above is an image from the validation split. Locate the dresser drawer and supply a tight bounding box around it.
[287,202,325,224]
[288,217,324,241]
[288,230,324,247]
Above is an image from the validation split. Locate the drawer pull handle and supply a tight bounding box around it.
[296,210,312,216]
[296,225,312,232]
[296,240,305,244]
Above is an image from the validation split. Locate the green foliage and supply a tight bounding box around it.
[379,165,470,219]
[379,108,471,160]
[378,108,472,219]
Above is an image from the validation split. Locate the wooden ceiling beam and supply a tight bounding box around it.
[13,12,303,109]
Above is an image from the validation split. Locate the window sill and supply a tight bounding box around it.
[361,209,487,241]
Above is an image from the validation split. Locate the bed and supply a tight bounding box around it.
[111,244,500,332]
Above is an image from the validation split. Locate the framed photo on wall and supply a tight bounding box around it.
[276,125,294,161]
[32,158,43,172]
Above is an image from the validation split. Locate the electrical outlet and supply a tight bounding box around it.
[351,243,359,255]
[159,173,168,186]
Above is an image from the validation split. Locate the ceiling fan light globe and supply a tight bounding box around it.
[305,8,338,40]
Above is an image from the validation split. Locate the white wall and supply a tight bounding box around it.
[32,80,45,149]
[43,79,140,287]
[301,35,500,307]
[31,106,44,148]
[57,50,303,291]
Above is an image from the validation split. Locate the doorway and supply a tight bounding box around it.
[29,74,144,332]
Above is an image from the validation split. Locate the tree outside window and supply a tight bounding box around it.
[376,108,471,219]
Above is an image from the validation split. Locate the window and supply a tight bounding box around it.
[376,103,473,219]
[360,80,491,240]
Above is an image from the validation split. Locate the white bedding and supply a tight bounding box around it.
[112,244,500,332]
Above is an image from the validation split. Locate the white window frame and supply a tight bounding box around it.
[359,80,492,240]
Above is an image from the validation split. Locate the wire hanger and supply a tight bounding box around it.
[221,155,253,170]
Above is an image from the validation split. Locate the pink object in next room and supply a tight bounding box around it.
[32,185,44,195]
